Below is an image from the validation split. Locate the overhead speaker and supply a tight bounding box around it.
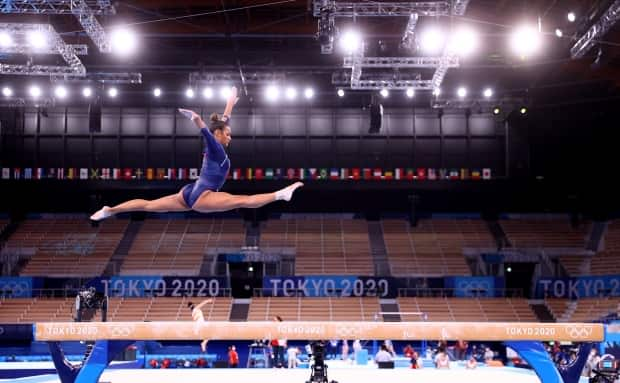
[369,103,383,134]
[88,96,102,133]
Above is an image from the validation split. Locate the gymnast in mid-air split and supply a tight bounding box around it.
[90,86,303,221]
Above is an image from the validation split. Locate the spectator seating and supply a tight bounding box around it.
[247,297,380,321]
[500,217,589,248]
[590,220,620,275]
[397,297,537,321]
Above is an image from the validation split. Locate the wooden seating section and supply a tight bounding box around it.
[397,297,537,322]
[247,297,380,321]
[590,220,620,275]
[500,218,589,248]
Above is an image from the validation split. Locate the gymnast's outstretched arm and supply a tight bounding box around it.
[194,298,213,311]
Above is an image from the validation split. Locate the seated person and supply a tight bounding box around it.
[466,356,477,369]
[375,345,393,367]
[435,347,450,369]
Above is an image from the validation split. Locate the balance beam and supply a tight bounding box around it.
[34,321,604,342]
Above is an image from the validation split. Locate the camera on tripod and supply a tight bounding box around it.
[306,341,337,383]
[74,287,108,322]
[590,355,619,383]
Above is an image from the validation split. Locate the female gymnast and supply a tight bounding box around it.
[90,86,303,221]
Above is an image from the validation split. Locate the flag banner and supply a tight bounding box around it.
[135,168,144,180]
[340,168,349,180]
[47,168,56,179]
[362,168,371,180]
[57,168,64,180]
[471,169,481,180]
[245,168,252,180]
[89,168,100,180]
[13,168,21,180]
[373,168,382,180]
[449,169,459,180]
[124,168,134,180]
[384,170,394,180]
[112,168,121,180]
[330,168,339,180]
[190,168,199,180]
[178,168,187,180]
[146,168,154,180]
[80,168,88,180]
[156,168,166,180]
[1,168,9,180]
[265,168,274,179]
[287,168,296,180]
[428,168,437,180]
[308,168,318,180]
[405,168,415,180]
[298,168,305,180]
[439,168,448,180]
[167,168,176,180]
[394,168,403,180]
[483,168,492,180]
[36,168,44,180]
[254,168,264,180]
[352,168,360,180]
[232,168,241,180]
[319,168,328,180]
[97,168,106,180]
[274,168,283,180]
[417,168,426,180]
[24,168,32,180]
[460,168,470,180]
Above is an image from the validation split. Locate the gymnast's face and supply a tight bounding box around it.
[214,126,232,147]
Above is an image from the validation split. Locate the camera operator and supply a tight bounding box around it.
[589,354,619,383]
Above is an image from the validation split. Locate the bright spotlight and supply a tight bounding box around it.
[555,28,563,38]
[265,85,280,101]
[202,87,213,99]
[432,88,441,97]
[493,107,501,115]
[27,30,47,49]
[340,30,362,54]
[0,32,13,47]
[2,87,12,97]
[82,87,92,98]
[185,88,195,99]
[380,89,389,98]
[483,88,493,98]
[520,107,527,115]
[108,87,118,98]
[54,86,68,99]
[510,25,542,58]
[304,87,314,99]
[111,28,137,56]
[448,26,479,57]
[220,86,232,100]
[420,27,445,55]
[567,12,576,22]
[406,88,415,98]
[153,88,162,97]
[337,89,345,97]
[457,87,467,98]
[29,85,41,98]
[285,87,297,100]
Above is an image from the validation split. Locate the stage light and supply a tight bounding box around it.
[82,87,92,98]
[340,30,362,54]
[107,87,118,98]
[220,86,231,100]
[0,32,13,48]
[285,87,297,100]
[510,25,542,58]
[304,87,314,99]
[457,87,467,98]
[337,88,345,97]
[555,29,563,38]
[420,27,445,55]
[54,85,68,99]
[520,107,527,115]
[27,30,47,49]
[483,88,493,98]
[29,85,41,98]
[202,87,213,99]
[567,12,576,22]
[111,28,137,56]
[265,85,280,101]
[185,88,195,99]
[153,88,162,97]
[406,88,415,98]
[432,88,441,97]
[506,266,512,273]
[493,107,501,115]
[380,89,389,98]
[448,26,479,57]
[2,87,12,97]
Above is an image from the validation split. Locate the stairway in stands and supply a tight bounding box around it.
[367,221,391,276]
[379,300,401,322]
[229,299,250,321]
[103,220,143,276]
[530,301,556,322]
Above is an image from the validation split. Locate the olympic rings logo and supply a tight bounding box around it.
[0,281,30,297]
[564,325,593,339]
[335,325,362,338]
[109,326,133,337]
[456,281,491,292]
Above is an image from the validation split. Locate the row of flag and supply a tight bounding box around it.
[1,167,493,181]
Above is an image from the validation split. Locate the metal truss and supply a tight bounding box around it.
[313,1,456,17]
[0,43,88,55]
[343,56,459,68]
[71,0,111,53]
[431,52,456,89]
[452,0,470,16]
[401,13,418,50]
[50,71,142,84]
[332,71,431,89]
[189,71,286,85]
[570,0,620,59]
[0,23,85,76]
[431,97,524,110]
[0,0,114,15]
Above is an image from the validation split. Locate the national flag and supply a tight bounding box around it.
[13,168,21,180]
[24,168,32,180]
[1,168,9,180]
[428,168,436,180]
[245,168,253,180]
[352,168,360,180]
[362,168,371,180]
[298,168,305,180]
[274,168,283,180]
[286,168,295,180]
[471,169,481,180]
[67,168,74,180]
[167,168,176,180]
[135,168,144,180]
[80,168,88,180]
[190,168,199,180]
[255,168,264,180]
[57,168,64,180]
[394,168,403,180]
[329,168,339,180]
[124,168,134,180]
[156,168,165,180]
[340,168,349,180]
[146,168,154,180]
[405,168,415,180]
[100,168,109,180]
[417,168,426,180]
[308,168,318,180]
[265,168,274,179]
[90,168,100,180]
[384,170,394,180]
[319,168,328,180]
[113,168,121,180]
[439,168,448,180]
[449,169,459,180]
[48,168,56,179]
[483,168,492,180]
[177,168,186,180]
[460,168,470,180]
[232,168,241,180]
[373,168,382,180]
[36,168,44,179]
